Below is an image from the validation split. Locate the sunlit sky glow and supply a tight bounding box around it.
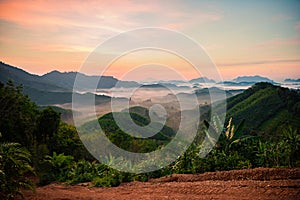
[0,0,299,81]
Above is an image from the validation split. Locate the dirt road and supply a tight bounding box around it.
[24,168,300,200]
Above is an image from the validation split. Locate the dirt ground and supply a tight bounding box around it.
[24,168,300,200]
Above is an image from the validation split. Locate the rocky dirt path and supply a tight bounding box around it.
[24,168,300,200]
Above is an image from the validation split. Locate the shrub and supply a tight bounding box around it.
[93,169,123,187]
[0,141,35,199]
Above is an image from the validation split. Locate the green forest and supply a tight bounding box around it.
[0,80,300,199]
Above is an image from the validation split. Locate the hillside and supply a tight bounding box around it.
[224,82,300,136]
[23,87,112,105]
[0,62,138,105]
[0,62,65,91]
[80,109,176,153]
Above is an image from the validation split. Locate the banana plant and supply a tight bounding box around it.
[204,117,253,153]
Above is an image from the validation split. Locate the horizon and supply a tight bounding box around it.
[1,1,300,81]
[1,60,298,83]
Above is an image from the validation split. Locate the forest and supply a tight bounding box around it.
[0,80,299,199]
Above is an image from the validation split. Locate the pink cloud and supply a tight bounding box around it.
[295,21,300,30]
[252,37,300,48]
[217,59,300,67]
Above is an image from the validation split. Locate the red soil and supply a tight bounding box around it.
[23,168,300,200]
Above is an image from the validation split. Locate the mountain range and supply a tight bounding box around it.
[1,61,296,106]
[285,78,300,82]
[0,62,139,105]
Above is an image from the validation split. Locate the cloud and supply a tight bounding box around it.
[295,21,300,29]
[0,0,222,32]
[218,59,300,67]
[252,37,300,48]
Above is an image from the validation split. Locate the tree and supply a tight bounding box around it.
[34,107,60,146]
[0,81,38,148]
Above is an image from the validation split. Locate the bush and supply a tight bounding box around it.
[93,169,123,187]
[39,152,74,185]
[0,141,35,199]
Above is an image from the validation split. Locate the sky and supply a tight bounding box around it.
[0,0,300,81]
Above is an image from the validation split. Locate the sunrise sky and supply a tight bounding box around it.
[0,0,300,81]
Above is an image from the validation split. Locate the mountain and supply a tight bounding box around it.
[0,62,66,91]
[284,78,300,82]
[23,86,111,105]
[41,70,140,90]
[220,81,257,86]
[0,61,140,91]
[140,83,189,89]
[0,61,139,105]
[222,82,300,136]
[231,75,275,83]
[194,87,232,95]
[189,77,216,83]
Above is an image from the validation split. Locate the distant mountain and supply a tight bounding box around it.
[23,86,111,105]
[222,82,300,136]
[41,70,140,90]
[0,61,139,105]
[220,81,257,86]
[140,83,189,89]
[232,75,274,83]
[189,77,216,83]
[0,61,140,90]
[0,62,66,91]
[194,87,232,95]
[284,78,300,82]
[158,80,187,84]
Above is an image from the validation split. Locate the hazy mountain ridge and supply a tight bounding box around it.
[0,62,66,91]
[223,82,300,136]
[284,78,300,82]
[0,62,140,91]
[189,77,216,83]
[42,70,140,89]
[231,75,275,83]
[0,62,137,105]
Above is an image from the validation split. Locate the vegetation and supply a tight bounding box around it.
[224,82,300,136]
[0,80,299,195]
[80,111,175,153]
[0,138,35,199]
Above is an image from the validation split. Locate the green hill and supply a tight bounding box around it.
[122,106,150,121]
[80,108,176,153]
[223,82,300,136]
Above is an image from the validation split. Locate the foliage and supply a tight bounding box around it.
[92,168,123,187]
[39,152,75,185]
[0,80,38,147]
[0,139,35,199]
[80,111,175,153]
[1,80,300,191]
[224,82,300,135]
